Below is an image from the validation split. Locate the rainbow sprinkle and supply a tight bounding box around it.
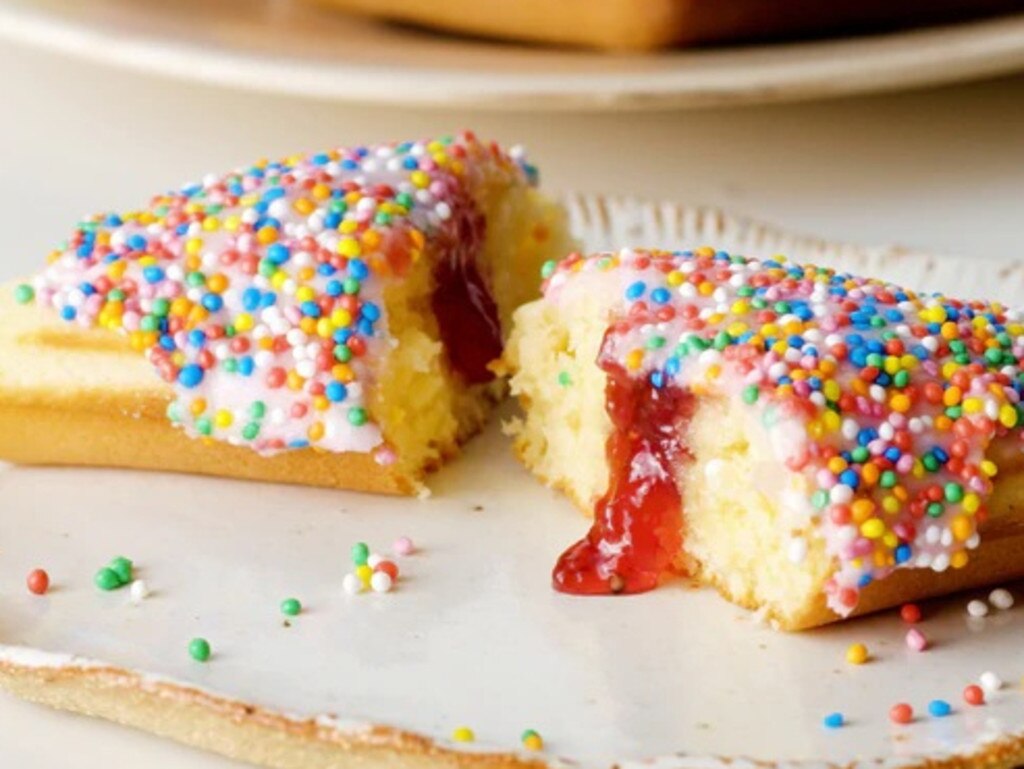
[543,247,1023,614]
[22,133,535,459]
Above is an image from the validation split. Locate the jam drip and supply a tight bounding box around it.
[430,189,503,385]
[553,361,694,595]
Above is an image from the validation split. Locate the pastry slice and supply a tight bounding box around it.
[0,133,571,493]
[317,0,1023,51]
[506,247,1024,629]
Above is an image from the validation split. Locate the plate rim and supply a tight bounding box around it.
[1,0,1024,110]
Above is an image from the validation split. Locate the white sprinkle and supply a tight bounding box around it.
[967,599,989,618]
[370,572,393,593]
[342,573,364,595]
[980,671,1003,693]
[786,537,807,565]
[931,553,950,573]
[367,554,384,569]
[129,580,149,603]
[989,588,1014,610]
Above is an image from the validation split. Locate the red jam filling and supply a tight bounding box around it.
[553,360,694,595]
[430,195,503,385]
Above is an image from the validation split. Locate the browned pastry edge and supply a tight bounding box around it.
[313,0,1024,51]
[2,656,1024,769]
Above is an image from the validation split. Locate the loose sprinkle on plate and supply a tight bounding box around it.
[964,685,985,705]
[927,699,952,718]
[189,638,212,662]
[905,628,928,652]
[26,569,49,595]
[845,643,869,665]
[967,599,989,618]
[890,703,913,724]
[822,713,844,729]
[281,598,302,616]
[989,588,1014,610]
[452,726,475,743]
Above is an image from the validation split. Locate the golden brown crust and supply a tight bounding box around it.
[314,0,1024,51]
[4,655,1024,768]
[0,661,546,769]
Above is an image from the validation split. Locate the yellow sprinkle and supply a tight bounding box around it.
[190,399,208,417]
[822,411,841,433]
[890,393,911,413]
[308,421,325,442]
[234,313,254,332]
[962,493,980,514]
[943,386,962,407]
[1000,404,1019,428]
[355,564,373,585]
[314,396,330,412]
[625,349,644,371]
[316,318,334,338]
[980,460,999,478]
[963,397,983,414]
[881,495,901,514]
[338,237,361,258]
[410,170,430,188]
[697,281,714,296]
[331,309,353,328]
[860,519,885,539]
[299,317,317,335]
[452,727,475,743]
[950,515,973,542]
[845,643,869,665]
[295,286,316,303]
[522,733,544,752]
[185,238,203,256]
[666,271,684,287]
[950,551,969,569]
[214,410,233,429]
[823,380,841,401]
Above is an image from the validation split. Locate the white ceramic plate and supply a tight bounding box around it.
[2,0,1024,110]
[4,198,1024,769]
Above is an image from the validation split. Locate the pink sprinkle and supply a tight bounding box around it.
[393,536,415,557]
[905,628,928,652]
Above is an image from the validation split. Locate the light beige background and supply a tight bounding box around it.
[1,35,1024,768]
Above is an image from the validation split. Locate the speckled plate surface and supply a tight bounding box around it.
[4,198,1024,769]
[1,0,1024,110]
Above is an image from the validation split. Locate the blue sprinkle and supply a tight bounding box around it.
[326,280,343,297]
[188,330,206,348]
[334,328,353,345]
[242,288,262,312]
[260,291,278,309]
[928,700,952,718]
[895,544,912,564]
[650,371,665,389]
[80,282,96,296]
[127,234,148,251]
[625,281,646,301]
[238,356,255,377]
[325,382,348,403]
[202,294,224,312]
[142,266,165,284]
[266,243,291,265]
[356,319,374,336]
[159,335,176,351]
[839,469,859,489]
[301,301,322,318]
[822,712,844,729]
[178,364,204,389]
[650,287,671,305]
[349,259,369,280]
[60,306,77,321]
[884,447,901,462]
[361,302,381,322]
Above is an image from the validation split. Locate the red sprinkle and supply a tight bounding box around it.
[889,703,914,724]
[900,603,922,623]
[26,568,50,595]
[375,561,399,580]
[963,685,985,706]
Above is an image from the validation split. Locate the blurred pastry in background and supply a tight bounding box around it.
[314,0,1024,51]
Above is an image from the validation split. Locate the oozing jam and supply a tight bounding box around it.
[553,358,695,595]
[430,194,503,385]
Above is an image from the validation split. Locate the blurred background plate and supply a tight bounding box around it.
[1,0,1024,110]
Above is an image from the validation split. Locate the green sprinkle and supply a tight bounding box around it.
[195,416,213,436]
[167,402,183,422]
[343,278,361,295]
[249,401,267,420]
[140,315,160,332]
[922,454,940,472]
[893,371,910,389]
[712,331,731,351]
[151,298,170,317]
[762,407,779,427]
[242,422,261,441]
[259,260,277,278]
[926,502,944,518]
[109,557,133,585]
[13,284,35,304]
[985,348,1003,366]
[540,260,557,279]
[351,542,370,566]
[347,407,368,426]
[374,212,392,226]
[107,289,125,302]
[186,271,206,288]
[94,568,121,591]
[334,345,352,363]
[851,446,870,464]
[646,336,667,350]
[741,385,759,404]
[557,371,572,387]
[223,359,239,374]
[880,470,897,488]
[944,482,964,503]
[811,489,829,510]
[189,638,211,662]
[280,598,302,617]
